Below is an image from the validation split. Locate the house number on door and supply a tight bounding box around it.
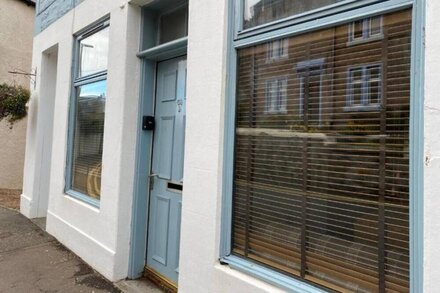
[177,100,183,112]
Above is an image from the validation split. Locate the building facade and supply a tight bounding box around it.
[0,0,35,197]
[21,0,436,292]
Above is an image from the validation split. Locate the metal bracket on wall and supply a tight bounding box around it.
[8,68,37,89]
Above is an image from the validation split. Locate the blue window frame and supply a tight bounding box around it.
[65,19,110,208]
[221,0,425,292]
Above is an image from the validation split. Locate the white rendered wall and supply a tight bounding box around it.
[21,0,142,281]
[178,0,285,292]
[423,0,440,292]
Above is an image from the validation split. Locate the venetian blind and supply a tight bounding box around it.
[71,80,107,199]
[232,9,411,293]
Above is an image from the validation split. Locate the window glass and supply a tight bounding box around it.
[243,0,345,29]
[349,16,384,43]
[71,80,107,199]
[266,78,287,113]
[79,27,109,77]
[370,16,383,36]
[232,9,411,292]
[267,38,289,61]
[347,65,382,108]
[159,6,188,44]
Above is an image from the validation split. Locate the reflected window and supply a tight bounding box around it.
[349,16,383,43]
[265,78,287,114]
[346,64,382,110]
[267,38,288,61]
[297,59,325,126]
[67,21,110,203]
[78,26,109,77]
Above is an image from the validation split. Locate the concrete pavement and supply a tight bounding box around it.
[0,206,121,293]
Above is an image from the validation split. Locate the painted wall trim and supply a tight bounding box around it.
[47,210,115,255]
[234,0,413,49]
[137,37,188,60]
[46,210,117,280]
[221,256,328,293]
[409,0,425,292]
[236,0,381,40]
[128,59,156,279]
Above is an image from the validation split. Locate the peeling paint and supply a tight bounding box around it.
[426,153,432,166]
[425,105,440,112]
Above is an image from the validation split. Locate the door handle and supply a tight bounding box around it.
[148,174,158,190]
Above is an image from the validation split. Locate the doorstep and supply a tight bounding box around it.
[115,278,165,293]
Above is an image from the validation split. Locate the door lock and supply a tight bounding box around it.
[142,116,155,131]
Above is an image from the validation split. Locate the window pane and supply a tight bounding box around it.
[233,9,411,292]
[353,19,364,40]
[278,79,287,111]
[79,27,109,78]
[244,0,345,29]
[369,80,380,104]
[71,80,107,199]
[370,16,383,36]
[369,65,381,80]
[159,6,188,44]
[352,82,363,105]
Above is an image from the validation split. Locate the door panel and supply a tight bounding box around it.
[154,116,175,180]
[147,56,187,285]
[171,60,187,183]
[151,194,171,265]
[161,70,178,102]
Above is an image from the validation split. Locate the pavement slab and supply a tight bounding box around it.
[0,207,121,293]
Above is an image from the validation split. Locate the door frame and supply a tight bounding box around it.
[128,38,188,279]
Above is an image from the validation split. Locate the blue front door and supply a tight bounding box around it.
[146,56,186,285]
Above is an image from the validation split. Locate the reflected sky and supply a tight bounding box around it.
[78,80,107,100]
[79,27,109,77]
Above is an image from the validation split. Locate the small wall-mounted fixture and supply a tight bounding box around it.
[142,116,155,130]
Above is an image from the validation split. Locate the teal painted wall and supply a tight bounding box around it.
[35,0,84,34]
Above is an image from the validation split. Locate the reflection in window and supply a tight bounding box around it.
[265,78,287,114]
[243,0,345,29]
[233,9,411,292]
[71,81,106,198]
[297,59,325,126]
[267,38,288,61]
[69,23,109,202]
[79,26,109,77]
[346,65,382,109]
[349,16,383,43]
